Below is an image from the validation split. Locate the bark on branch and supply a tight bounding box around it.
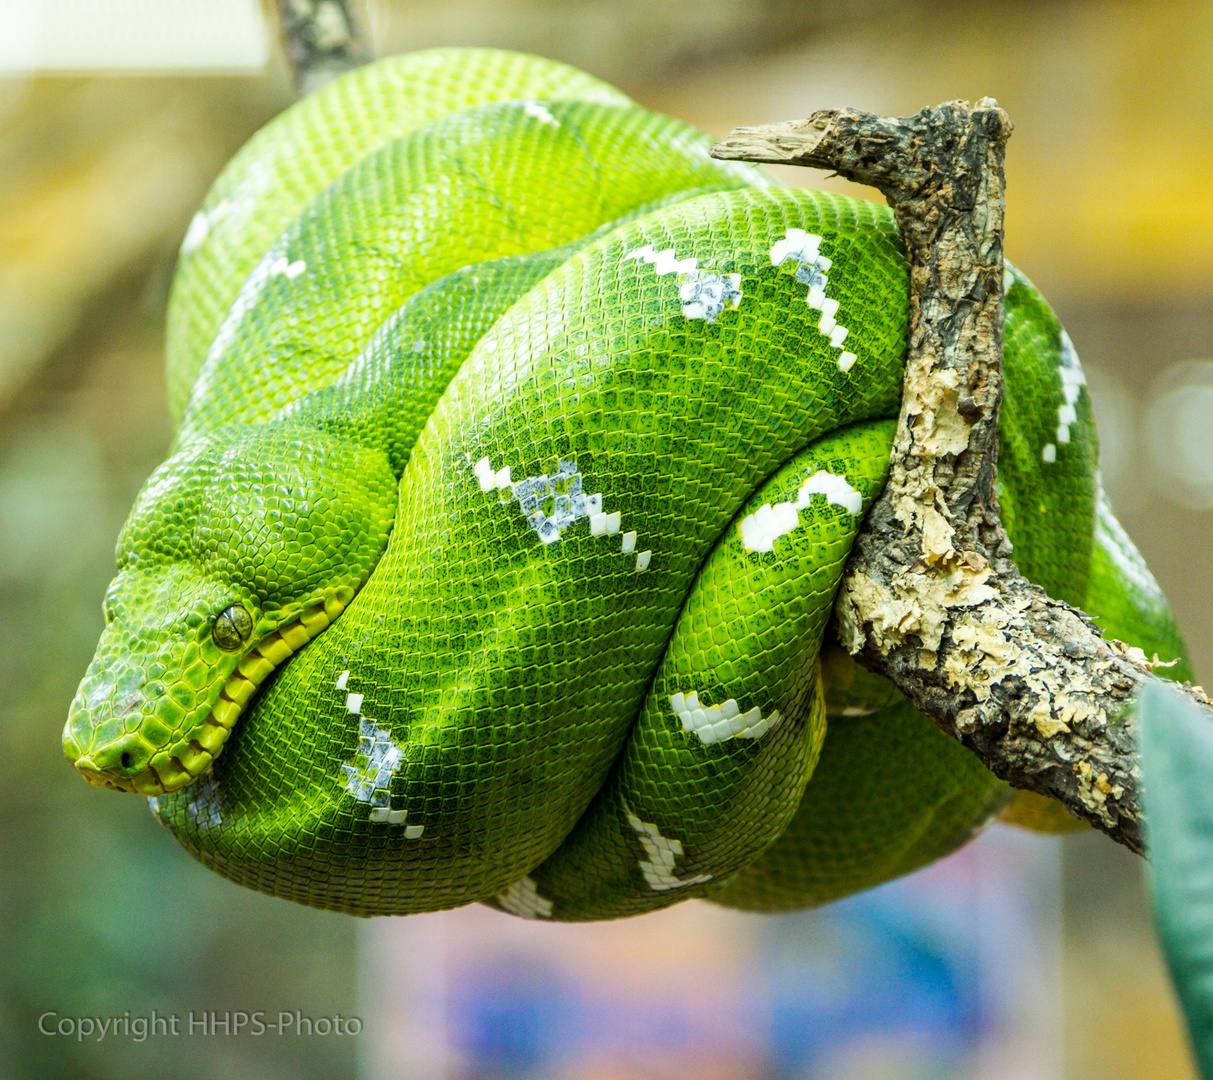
[712,105,1212,855]
[276,0,369,97]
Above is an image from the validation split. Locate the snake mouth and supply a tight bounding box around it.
[74,594,350,796]
[72,756,136,793]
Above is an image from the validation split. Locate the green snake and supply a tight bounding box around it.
[63,48,1191,919]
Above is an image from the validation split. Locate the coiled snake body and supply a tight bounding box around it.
[64,49,1190,918]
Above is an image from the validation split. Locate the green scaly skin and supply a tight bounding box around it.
[165,48,632,424]
[64,49,1191,919]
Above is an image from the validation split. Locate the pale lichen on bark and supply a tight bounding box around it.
[712,103,1213,855]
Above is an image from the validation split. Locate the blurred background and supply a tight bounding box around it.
[1,0,1209,1076]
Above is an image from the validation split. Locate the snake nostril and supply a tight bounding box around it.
[120,752,133,770]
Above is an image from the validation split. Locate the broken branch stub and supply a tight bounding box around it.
[712,104,1213,855]
[277,0,370,97]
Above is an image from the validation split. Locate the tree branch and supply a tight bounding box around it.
[712,105,1212,855]
[276,0,370,97]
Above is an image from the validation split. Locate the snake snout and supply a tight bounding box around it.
[72,733,155,793]
[63,672,174,795]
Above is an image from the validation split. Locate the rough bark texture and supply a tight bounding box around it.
[277,0,370,97]
[712,105,1213,855]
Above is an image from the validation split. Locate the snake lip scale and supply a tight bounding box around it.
[62,48,1190,919]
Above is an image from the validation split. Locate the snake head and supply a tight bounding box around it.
[63,423,396,795]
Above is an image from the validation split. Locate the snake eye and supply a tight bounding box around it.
[212,604,253,651]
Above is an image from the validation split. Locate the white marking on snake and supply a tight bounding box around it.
[669,690,781,744]
[512,459,589,544]
[335,670,349,691]
[147,796,159,817]
[522,101,559,127]
[622,799,712,891]
[473,456,496,492]
[770,228,857,370]
[635,550,652,572]
[623,244,697,276]
[204,249,282,363]
[496,875,554,918]
[181,214,209,254]
[182,211,210,255]
[800,471,864,514]
[817,297,840,335]
[678,271,743,322]
[1096,496,1166,600]
[475,457,641,556]
[738,469,863,552]
[341,717,416,830]
[345,692,363,715]
[186,768,223,829]
[623,244,741,321]
[1047,330,1087,459]
[268,256,306,280]
[180,199,236,255]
